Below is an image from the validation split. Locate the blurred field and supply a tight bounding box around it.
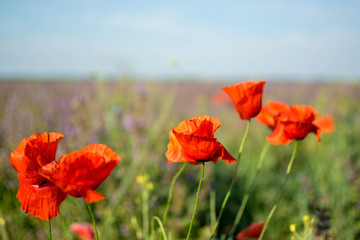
[0,79,359,239]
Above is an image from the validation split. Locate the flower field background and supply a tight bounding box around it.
[0,79,359,239]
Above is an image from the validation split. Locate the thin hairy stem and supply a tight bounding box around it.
[87,202,99,240]
[48,219,52,240]
[186,163,205,240]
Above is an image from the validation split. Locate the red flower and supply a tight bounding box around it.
[266,105,321,145]
[9,132,67,220]
[165,115,236,164]
[212,91,230,106]
[256,101,290,129]
[223,80,266,120]
[39,144,121,203]
[236,221,264,239]
[314,115,336,133]
[70,222,95,240]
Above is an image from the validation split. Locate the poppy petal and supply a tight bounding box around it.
[165,131,197,164]
[266,123,292,145]
[223,81,266,120]
[166,116,235,164]
[173,131,221,161]
[219,145,237,164]
[256,101,290,129]
[40,144,120,203]
[81,188,106,204]
[314,115,335,133]
[16,174,67,220]
[174,115,221,138]
[70,223,95,240]
[236,221,264,239]
[10,132,63,185]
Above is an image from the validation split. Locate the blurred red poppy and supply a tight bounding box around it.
[165,115,236,164]
[256,101,290,129]
[212,91,230,106]
[223,80,266,120]
[266,105,321,145]
[9,132,67,220]
[314,115,336,133]
[40,144,121,203]
[236,221,264,239]
[70,222,95,240]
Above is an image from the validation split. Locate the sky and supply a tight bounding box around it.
[0,0,359,80]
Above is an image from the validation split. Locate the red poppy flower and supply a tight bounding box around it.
[212,91,230,106]
[256,101,290,129]
[165,115,236,164]
[9,132,67,220]
[16,174,67,221]
[266,105,321,145]
[314,115,336,133]
[222,80,266,120]
[70,222,95,240]
[39,144,121,203]
[236,221,264,239]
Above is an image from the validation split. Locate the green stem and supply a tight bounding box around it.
[210,190,216,228]
[228,142,270,237]
[87,202,99,240]
[48,219,52,240]
[162,162,188,224]
[143,185,149,239]
[186,163,205,240]
[151,216,168,240]
[209,120,251,239]
[258,140,299,240]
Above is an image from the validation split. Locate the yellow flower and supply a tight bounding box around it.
[303,215,310,223]
[290,224,296,232]
[146,182,154,190]
[136,176,144,183]
[0,217,5,226]
[136,175,149,184]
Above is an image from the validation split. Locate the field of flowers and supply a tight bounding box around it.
[0,79,359,239]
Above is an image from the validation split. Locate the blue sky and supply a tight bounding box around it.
[0,0,359,79]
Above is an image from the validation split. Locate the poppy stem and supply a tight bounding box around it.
[86,202,99,240]
[186,162,205,240]
[162,162,188,224]
[48,219,52,240]
[258,140,299,240]
[151,216,167,240]
[228,141,270,237]
[209,120,251,239]
[143,183,150,239]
